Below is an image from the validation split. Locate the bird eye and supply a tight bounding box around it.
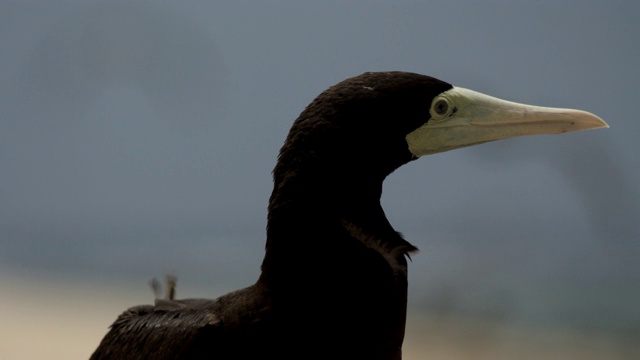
[433,98,451,116]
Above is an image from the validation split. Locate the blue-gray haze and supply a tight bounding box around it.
[1,1,638,334]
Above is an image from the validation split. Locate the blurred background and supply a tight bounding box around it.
[1,1,638,359]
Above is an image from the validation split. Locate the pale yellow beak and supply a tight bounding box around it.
[407,87,608,157]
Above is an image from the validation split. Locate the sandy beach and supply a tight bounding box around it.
[2,272,637,360]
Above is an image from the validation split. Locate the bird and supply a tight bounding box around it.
[90,72,607,360]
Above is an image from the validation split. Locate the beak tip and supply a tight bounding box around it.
[573,110,608,131]
[590,115,609,130]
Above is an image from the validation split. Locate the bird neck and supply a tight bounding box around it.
[259,154,417,289]
[257,160,414,350]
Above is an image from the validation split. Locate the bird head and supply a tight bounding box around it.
[281,72,607,179]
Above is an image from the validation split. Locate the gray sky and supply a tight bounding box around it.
[1,1,638,333]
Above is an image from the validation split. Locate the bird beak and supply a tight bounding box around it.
[406,87,609,157]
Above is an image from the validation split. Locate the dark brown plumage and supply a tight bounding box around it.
[91,72,606,360]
